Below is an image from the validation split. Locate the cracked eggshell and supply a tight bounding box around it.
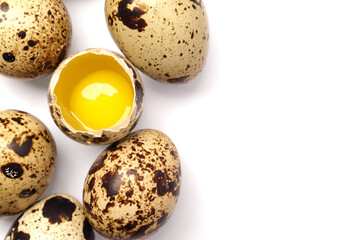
[5,193,95,240]
[48,48,145,145]
[83,129,181,240]
[0,110,56,216]
[105,0,209,84]
[0,0,72,80]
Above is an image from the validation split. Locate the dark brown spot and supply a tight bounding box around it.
[104,202,115,214]
[88,153,107,175]
[47,10,52,15]
[57,47,66,64]
[191,0,202,8]
[11,117,24,125]
[61,29,67,38]
[83,218,95,240]
[115,0,148,32]
[88,177,95,190]
[42,196,76,224]
[157,212,169,226]
[126,189,134,197]
[102,169,124,198]
[153,170,178,197]
[27,40,38,47]
[91,134,109,144]
[19,189,36,198]
[13,231,30,240]
[2,52,15,62]
[7,135,35,157]
[130,222,154,239]
[23,46,29,50]
[135,80,144,110]
[153,170,168,196]
[43,60,53,70]
[167,75,190,84]
[30,173,36,178]
[0,2,9,12]
[6,212,30,239]
[17,31,26,39]
[108,15,113,26]
[127,169,144,181]
[1,163,23,179]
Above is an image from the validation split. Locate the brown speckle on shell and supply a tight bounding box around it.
[42,196,76,224]
[7,135,35,157]
[19,189,36,198]
[114,0,148,32]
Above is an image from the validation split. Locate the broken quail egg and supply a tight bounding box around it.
[0,110,56,216]
[48,48,145,145]
[105,0,209,84]
[83,129,181,239]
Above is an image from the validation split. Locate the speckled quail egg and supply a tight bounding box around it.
[105,0,209,84]
[48,48,145,145]
[5,193,95,240]
[0,0,72,79]
[0,110,56,216]
[83,129,181,239]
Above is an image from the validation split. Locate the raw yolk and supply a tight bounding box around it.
[69,70,133,130]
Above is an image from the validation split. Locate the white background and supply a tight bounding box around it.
[1,0,360,239]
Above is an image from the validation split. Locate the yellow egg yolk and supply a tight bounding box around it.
[69,70,134,130]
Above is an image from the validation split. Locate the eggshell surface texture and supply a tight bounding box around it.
[105,0,209,84]
[0,0,72,79]
[0,110,56,216]
[5,193,95,240]
[48,48,145,145]
[83,129,181,239]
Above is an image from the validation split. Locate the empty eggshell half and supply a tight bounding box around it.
[48,48,145,145]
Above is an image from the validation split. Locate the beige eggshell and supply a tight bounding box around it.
[0,0,72,79]
[83,129,181,239]
[5,193,95,240]
[105,0,209,84]
[0,110,56,216]
[48,48,145,145]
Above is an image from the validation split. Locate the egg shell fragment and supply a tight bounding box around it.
[83,129,181,240]
[0,110,56,216]
[105,0,209,84]
[48,48,145,145]
[0,0,72,79]
[5,193,95,240]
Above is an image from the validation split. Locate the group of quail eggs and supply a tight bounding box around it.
[0,0,209,239]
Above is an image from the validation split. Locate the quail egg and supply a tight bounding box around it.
[48,48,145,145]
[105,0,209,84]
[5,193,95,240]
[0,110,56,216]
[0,0,72,79]
[83,129,181,239]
